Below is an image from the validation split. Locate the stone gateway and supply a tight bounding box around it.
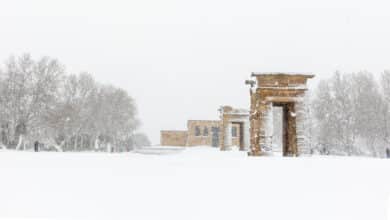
[247,73,314,156]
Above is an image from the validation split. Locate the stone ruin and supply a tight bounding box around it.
[160,72,314,157]
[160,106,250,149]
[247,72,314,156]
[219,106,250,151]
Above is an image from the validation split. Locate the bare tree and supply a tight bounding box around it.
[0,54,64,150]
[0,54,145,151]
[312,71,388,157]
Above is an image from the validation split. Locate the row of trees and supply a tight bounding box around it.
[308,71,390,157]
[0,54,150,152]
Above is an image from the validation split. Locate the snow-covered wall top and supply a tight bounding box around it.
[251,73,315,89]
[219,105,249,116]
[251,72,314,77]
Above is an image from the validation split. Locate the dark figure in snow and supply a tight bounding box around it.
[34,141,39,152]
[386,148,390,158]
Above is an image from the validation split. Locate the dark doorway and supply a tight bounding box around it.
[232,122,245,151]
[211,127,220,147]
[273,102,297,156]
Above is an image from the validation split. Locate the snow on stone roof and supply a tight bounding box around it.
[187,120,220,123]
[161,130,187,132]
[218,106,249,117]
[230,108,249,114]
[251,72,314,77]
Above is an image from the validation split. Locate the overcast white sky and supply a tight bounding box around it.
[1,0,390,144]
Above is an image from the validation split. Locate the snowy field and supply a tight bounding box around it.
[0,146,389,220]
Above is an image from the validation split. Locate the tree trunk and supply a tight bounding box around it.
[107,143,111,153]
[73,136,77,151]
[16,135,23,150]
[94,138,99,151]
[80,135,84,151]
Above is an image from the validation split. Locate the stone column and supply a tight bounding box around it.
[286,103,297,156]
[295,100,308,156]
[264,103,273,151]
[243,121,250,151]
[223,122,232,150]
[259,102,273,152]
[249,93,260,155]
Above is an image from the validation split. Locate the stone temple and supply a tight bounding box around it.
[247,72,314,156]
[160,72,314,157]
[160,106,250,150]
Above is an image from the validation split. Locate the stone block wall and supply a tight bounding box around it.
[161,119,246,148]
[186,120,221,146]
[160,130,188,146]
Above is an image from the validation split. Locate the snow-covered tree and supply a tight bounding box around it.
[93,85,139,152]
[312,71,388,157]
[0,54,146,152]
[349,72,386,156]
[132,133,151,148]
[379,70,390,154]
[0,54,64,150]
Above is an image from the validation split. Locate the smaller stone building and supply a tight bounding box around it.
[219,106,250,151]
[186,120,221,147]
[160,130,188,146]
[160,107,247,148]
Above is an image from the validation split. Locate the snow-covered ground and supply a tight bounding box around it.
[0,146,389,220]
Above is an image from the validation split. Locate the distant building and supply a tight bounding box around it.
[186,120,222,147]
[160,130,188,146]
[160,106,249,150]
[218,106,250,151]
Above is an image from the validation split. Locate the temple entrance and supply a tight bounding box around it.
[219,106,250,151]
[273,102,297,156]
[232,122,245,150]
[247,73,314,156]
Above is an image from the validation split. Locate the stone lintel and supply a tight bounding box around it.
[251,73,314,89]
[251,72,314,78]
[265,96,304,103]
[257,86,308,90]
